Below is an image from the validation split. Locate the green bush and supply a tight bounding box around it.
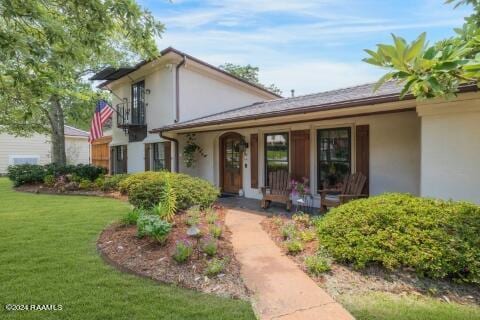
[285,239,303,254]
[205,258,228,276]
[43,174,56,187]
[121,208,143,226]
[7,163,106,187]
[172,240,193,263]
[300,229,317,242]
[202,237,218,256]
[122,172,219,210]
[317,193,480,283]
[137,214,172,244]
[101,174,129,191]
[78,179,92,190]
[305,254,331,275]
[292,212,311,227]
[281,223,297,240]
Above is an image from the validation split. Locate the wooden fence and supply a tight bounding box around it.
[91,136,111,172]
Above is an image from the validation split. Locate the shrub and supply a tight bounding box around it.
[43,174,56,187]
[285,239,304,254]
[169,173,219,210]
[300,229,317,242]
[317,193,480,283]
[94,177,104,190]
[44,163,105,181]
[209,224,222,239]
[205,257,228,276]
[7,164,45,186]
[305,254,331,275]
[281,223,297,240]
[121,208,142,226]
[137,214,172,244]
[292,212,311,227]
[78,179,92,190]
[101,174,129,191]
[172,240,193,263]
[202,237,218,256]
[128,179,165,209]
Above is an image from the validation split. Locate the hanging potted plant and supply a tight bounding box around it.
[183,133,207,168]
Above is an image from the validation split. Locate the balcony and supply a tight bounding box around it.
[116,100,147,142]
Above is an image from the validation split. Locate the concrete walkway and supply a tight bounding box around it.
[225,209,354,320]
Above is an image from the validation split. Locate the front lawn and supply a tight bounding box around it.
[0,178,254,320]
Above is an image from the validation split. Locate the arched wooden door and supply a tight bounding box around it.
[219,132,243,194]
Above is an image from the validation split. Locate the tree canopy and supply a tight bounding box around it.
[219,63,282,95]
[0,0,164,163]
[364,0,480,99]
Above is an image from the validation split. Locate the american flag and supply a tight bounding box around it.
[88,100,114,143]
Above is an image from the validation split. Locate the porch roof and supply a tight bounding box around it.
[150,82,478,134]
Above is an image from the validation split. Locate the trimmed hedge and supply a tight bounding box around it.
[121,171,219,210]
[7,164,106,187]
[317,193,480,283]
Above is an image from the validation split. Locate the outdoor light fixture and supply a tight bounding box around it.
[145,89,151,95]
[237,137,249,152]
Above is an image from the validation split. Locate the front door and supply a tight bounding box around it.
[221,133,243,194]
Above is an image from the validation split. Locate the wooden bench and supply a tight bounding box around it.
[319,172,367,212]
[261,170,292,211]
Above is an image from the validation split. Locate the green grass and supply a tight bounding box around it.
[341,292,480,320]
[0,178,255,320]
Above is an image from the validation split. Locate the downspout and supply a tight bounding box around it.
[175,56,187,123]
[160,131,180,173]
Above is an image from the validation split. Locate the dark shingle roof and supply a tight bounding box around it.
[152,81,404,132]
[64,125,89,137]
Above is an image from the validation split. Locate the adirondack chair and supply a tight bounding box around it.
[319,172,367,212]
[261,170,292,211]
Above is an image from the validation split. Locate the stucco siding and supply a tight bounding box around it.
[418,96,480,203]
[178,111,421,206]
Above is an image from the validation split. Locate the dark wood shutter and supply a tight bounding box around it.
[144,143,150,171]
[355,125,369,195]
[123,145,128,173]
[110,147,114,174]
[250,134,258,188]
[291,130,310,181]
[164,141,172,172]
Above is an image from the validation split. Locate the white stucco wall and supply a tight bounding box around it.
[418,95,480,203]
[178,66,271,122]
[178,111,421,206]
[65,136,90,165]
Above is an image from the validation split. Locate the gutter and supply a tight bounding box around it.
[160,131,180,173]
[175,56,187,123]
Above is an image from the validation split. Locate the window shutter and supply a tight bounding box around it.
[123,145,128,173]
[110,147,114,174]
[164,141,172,172]
[355,125,369,195]
[291,130,310,181]
[250,134,258,188]
[144,144,150,171]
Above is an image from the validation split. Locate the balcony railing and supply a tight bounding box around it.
[116,100,146,127]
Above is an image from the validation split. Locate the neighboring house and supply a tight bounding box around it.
[92,47,280,175]
[0,125,90,174]
[150,81,480,205]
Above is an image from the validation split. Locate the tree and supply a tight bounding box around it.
[0,0,164,165]
[364,0,480,99]
[219,63,282,95]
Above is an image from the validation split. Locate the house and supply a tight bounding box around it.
[91,47,280,175]
[150,81,480,205]
[0,125,90,174]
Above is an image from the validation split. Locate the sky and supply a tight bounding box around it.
[139,0,471,96]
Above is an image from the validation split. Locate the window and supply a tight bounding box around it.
[9,155,39,165]
[317,127,351,190]
[265,133,289,186]
[131,81,145,125]
[116,145,124,161]
[152,142,166,171]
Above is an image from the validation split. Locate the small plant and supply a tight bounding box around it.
[285,239,303,255]
[121,208,142,226]
[206,210,218,224]
[292,212,311,227]
[272,216,284,227]
[78,179,92,190]
[281,223,297,240]
[300,229,317,242]
[94,177,104,189]
[183,133,207,168]
[186,209,201,226]
[137,214,172,244]
[205,257,228,276]
[209,223,222,239]
[172,239,193,263]
[202,237,218,256]
[43,174,55,187]
[305,254,331,275]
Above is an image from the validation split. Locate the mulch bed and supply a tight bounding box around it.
[97,208,250,300]
[15,183,128,201]
[261,215,480,306]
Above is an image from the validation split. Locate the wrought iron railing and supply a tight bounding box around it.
[116,100,146,127]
